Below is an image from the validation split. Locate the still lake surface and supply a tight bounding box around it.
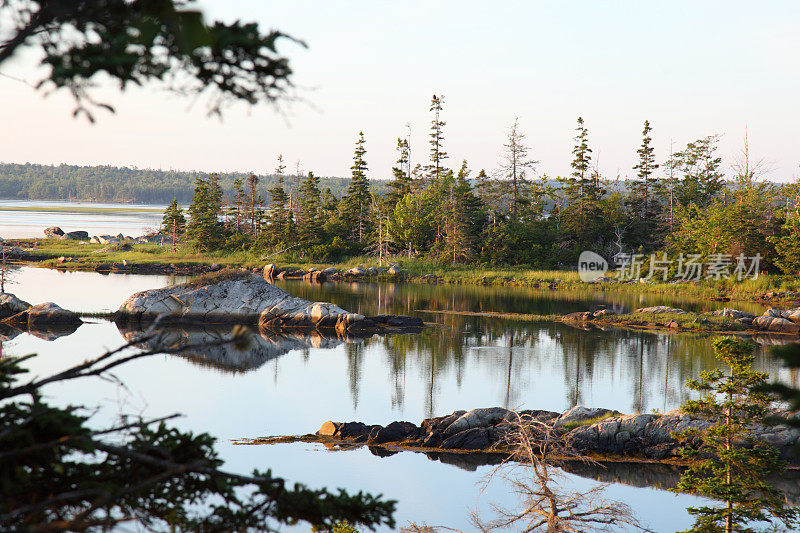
[5,265,799,532]
[3,203,798,531]
[0,199,164,238]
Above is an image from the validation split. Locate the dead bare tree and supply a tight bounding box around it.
[471,413,650,533]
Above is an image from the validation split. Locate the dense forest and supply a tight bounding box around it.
[0,163,360,204]
[164,95,800,276]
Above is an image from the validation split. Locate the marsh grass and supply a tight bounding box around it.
[13,239,800,302]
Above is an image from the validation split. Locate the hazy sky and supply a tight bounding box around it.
[1,0,798,182]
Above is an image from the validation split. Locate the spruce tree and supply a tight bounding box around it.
[631,120,659,216]
[187,175,225,251]
[341,132,372,242]
[297,171,322,244]
[265,155,290,244]
[674,337,799,533]
[228,177,246,235]
[627,120,661,249]
[424,94,447,182]
[499,117,537,220]
[245,173,264,236]
[384,137,413,212]
[161,198,185,235]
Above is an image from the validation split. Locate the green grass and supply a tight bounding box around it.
[600,311,748,332]
[10,238,800,303]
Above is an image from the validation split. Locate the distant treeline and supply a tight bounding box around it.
[0,162,372,204]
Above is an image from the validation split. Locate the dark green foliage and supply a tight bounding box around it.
[669,135,726,209]
[626,120,662,250]
[383,138,413,213]
[0,162,359,204]
[160,198,185,236]
[341,132,373,243]
[187,174,226,251]
[673,338,799,533]
[0,349,396,531]
[297,172,323,244]
[0,0,302,120]
[423,95,447,182]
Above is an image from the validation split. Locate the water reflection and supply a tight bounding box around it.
[118,324,360,372]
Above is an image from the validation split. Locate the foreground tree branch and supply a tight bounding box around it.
[0,325,395,531]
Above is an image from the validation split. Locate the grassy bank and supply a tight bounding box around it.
[8,238,800,304]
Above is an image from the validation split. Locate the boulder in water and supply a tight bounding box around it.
[0,293,30,319]
[44,226,64,238]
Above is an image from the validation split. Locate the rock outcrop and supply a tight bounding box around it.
[115,271,424,333]
[26,302,82,329]
[44,226,64,238]
[60,231,89,240]
[0,293,31,319]
[314,405,800,463]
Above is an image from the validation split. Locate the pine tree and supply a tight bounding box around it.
[627,120,661,249]
[187,175,225,251]
[674,337,799,533]
[383,137,412,212]
[265,155,290,244]
[227,177,246,235]
[341,132,372,243]
[161,198,185,237]
[631,120,659,216]
[244,173,264,236]
[499,117,537,220]
[297,171,322,244]
[571,117,592,188]
[671,135,725,208]
[423,94,447,182]
[559,118,606,253]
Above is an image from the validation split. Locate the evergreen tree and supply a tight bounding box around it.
[341,132,372,242]
[383,137,412,212]
[227,177,246,235]
[674,337,799,533]
[627,120,661,249]
[672,135,725,208]
[161,198,186,236]
[498,117,537,220]
[558,117,606,256]
[265,155,290,244]
[187,175,225,251]
[244,173,265,236]
[423,94,447,182]
[297,171,323,244]
[631,120,659,216]
[571,116,593,188]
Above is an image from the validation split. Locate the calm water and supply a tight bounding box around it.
[0,199,165,238]
[4,266,798,532]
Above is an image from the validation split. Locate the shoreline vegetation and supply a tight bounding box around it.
[6,238,800,339]
[7,238,800,303]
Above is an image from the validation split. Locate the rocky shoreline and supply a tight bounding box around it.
[240,406,800,466]
[114,270,425,334]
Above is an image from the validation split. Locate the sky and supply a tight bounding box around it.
[1,0,799,182]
